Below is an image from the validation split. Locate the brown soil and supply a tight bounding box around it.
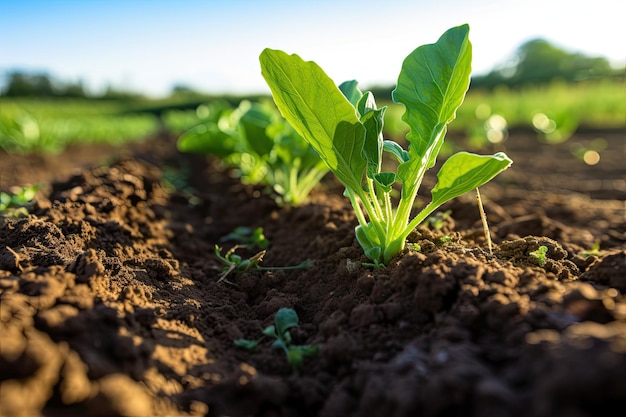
[1,128,625,417]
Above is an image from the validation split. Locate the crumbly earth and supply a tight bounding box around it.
[1,128,625,417]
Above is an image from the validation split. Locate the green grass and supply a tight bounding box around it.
[0,98,160,153]
[2,80,623,154]
[383,79,625,144]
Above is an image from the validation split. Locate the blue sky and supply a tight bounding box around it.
[1,0,624,97]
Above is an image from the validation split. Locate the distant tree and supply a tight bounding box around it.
[169,84,205,99]
[2,71,55,97]
[98,85,145,100]
[62,80,87,98]
[471,39,617,89]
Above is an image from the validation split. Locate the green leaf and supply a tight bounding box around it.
[383,140,409,163]
[430,152,512,207]
[262,324,278,338]
[355,224,382,263]
[295,344,320,357]
[392,24,472,166]
[390,24,473,235]
[356,90,376,118]
[360,105,385,178]
[373,172,397,192]
[338,80,363,106]
[287,347,304,369]
[234,338,261,350]
[274,307,299,337]
[260,49,367,193]
[272,339,288,353]
[239,102,274,156]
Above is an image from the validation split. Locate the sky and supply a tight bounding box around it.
[1,0,624,98]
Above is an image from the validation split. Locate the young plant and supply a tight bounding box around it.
[580,242,601,258]
[234,307,320,371]
[177,99,329,206]
[260,24,512,265]
[214,245,310,283]
[528,245,549,267]
[0,185,39,217]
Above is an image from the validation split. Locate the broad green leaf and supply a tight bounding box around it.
[260,49,367,192]
[360,103,385,178]
[392,24,472,169]
[239,103,274,156]
[430,152,512,207]
[274,307,299,336]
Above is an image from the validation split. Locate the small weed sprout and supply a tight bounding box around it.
[528,245,549,267]
[234,307,320,371]
[214,245,310,283]
[581,242,601,258]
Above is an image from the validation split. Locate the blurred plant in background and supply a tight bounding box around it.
[176,99,329,206]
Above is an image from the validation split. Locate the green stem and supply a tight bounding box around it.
[256,260,311,271]
[376,190,392,239]
[367,177,384,221]
[400,201,439,242]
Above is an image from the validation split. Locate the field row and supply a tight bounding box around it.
[1,80,624,154]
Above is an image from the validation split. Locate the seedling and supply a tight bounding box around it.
[437,236,453,244]
[220,226,269,250]
[177,99,329,206]
[528,245,548,267]
[581,242,601,258]
[214,245,310,283]
[0,185,39,217]
[234,307,320,371]
[260,24,512,265]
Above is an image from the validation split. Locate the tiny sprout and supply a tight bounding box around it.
[581,242,601,258]
[214,245,310,283]
[437,236,453,244]
[234,307,321,371]
[528,245,548,267]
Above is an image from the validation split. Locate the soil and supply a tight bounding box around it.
[1,127,625,417]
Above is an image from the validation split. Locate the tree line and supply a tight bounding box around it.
[1,38,622,99]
